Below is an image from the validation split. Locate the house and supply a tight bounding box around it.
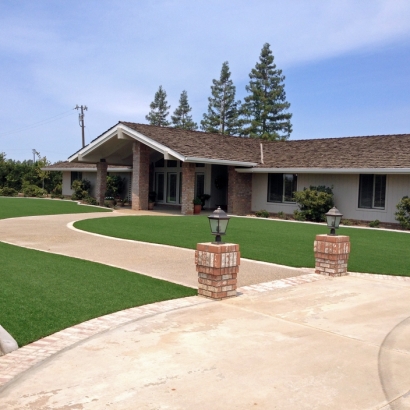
[45,121,410,224]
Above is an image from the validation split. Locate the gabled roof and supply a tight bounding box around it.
[68,121,410,173]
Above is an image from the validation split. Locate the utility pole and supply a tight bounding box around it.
[75,105,88,147]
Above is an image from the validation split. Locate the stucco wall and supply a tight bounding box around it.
[252,173,410,223]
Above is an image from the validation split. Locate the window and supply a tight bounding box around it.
[268,174,297,203]
[71,171,82,186]
[358,174,386,209]
[195,173,205,198]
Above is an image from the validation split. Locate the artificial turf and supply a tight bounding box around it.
[0,241,196,347]
[75,215,410,276]
[0,197,111,220]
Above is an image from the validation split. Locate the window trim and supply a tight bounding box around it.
[267,173,297,204]
[358,174,386,210]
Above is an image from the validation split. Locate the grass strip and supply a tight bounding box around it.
[0,197,111,220]
[75,215,410,276]
[0,242,196,347]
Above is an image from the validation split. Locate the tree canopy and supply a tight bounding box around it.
[200,61,242,135]
[241,43,292,141]
[171,90,197,130]
[146,85,171,127]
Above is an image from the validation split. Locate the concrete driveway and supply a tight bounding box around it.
[0,209,410,408]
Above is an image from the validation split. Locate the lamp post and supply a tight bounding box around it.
[207,207,231,244]
[325,206,343,236]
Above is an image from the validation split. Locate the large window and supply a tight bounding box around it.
[268,174,297,203]
[71,171,82,186]
[358,174,386,209]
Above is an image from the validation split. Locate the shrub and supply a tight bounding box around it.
[255,210,270,218]
[395,196,410,229]
[52,183,62,196]
[0,187,18,196]
[369,220,380,228]
[341,219,353,226]
[276,211,286,219]
[293,210,306,221]
[106,175,126,198]
[23,184,46,197]
[71,179,91,200]
[293,185,334,222]
[83,196,98,206]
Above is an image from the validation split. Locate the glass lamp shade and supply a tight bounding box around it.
[325,206,343,235]
[208,207,230,243]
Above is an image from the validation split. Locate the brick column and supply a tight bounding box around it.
[131,142,150,210]
[181,162,195,215]
[95,160,108,206]
[227,167,252,215]
[314,235,350,276]
[195,243,240,300]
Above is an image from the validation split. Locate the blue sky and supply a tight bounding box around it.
[1,0,409,163]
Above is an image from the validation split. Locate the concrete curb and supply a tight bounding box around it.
[0,325,18,356]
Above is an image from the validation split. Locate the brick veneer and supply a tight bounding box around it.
[314,234,350,276]
[181,162,195,215]
[195,243,240,300]
[131,142,150,210]
[95,160,108,205]
[227,167,252,215]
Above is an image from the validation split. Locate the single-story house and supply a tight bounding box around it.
[44,121,410,224]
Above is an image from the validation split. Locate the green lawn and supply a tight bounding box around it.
[0,242,196,347]
[75,216,410,276]
[0,197,111,220]
[0,198,194,347]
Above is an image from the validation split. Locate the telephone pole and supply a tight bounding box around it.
[75,105,88,147]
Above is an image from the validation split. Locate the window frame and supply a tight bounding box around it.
[267,173,297,203]
[358,174,386,210]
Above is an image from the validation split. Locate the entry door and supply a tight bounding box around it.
[167,172,177,203]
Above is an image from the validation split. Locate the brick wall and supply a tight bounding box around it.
[181,162,195,215]
[131,141,150,210]
[314,234,350,276]
[195,243,240,300]
[227,167,252,215]
[95,160,108,205]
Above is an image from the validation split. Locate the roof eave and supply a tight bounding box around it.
[235,167,410,174]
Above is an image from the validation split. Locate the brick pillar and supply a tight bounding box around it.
[181,162,195,215]
[227,167,252,215]
[195,243,240,300]
[131,142,150,210]
[314,235,351,276]
[95,160,108,206]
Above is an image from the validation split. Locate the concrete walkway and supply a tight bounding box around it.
[0,209,312,288]
[1,209,410,408]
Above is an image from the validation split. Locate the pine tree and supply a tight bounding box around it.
[146,85,171,126]
[200,61,242,135]
[242,43,292,141]
[171,90,198,130]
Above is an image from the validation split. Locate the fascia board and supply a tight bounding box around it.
[185,157,257,167]
[120,124,185,161]
[235,167,410,174]
[41,167,132,172]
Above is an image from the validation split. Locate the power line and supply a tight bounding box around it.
[0,109,76,138]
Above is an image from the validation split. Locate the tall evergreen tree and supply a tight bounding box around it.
[146,85,171,126]
[242,43,292,141]
[171,90,197,130]
[200,61,242,135]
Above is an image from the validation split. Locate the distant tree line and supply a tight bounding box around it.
[146,43,292,141]
[0,152,62,197]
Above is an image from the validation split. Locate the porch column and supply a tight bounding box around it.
[132,141,150,210]
[227,167,252,215]
[95,159,108,206]
[181,162,195,215]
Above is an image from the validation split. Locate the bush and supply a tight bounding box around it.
[395,196,410,229]
[369,220,380,228]
[106,175,126,198]
[0,187,18,196]
[23,184,46,197]
[276,211,286,219]
[293,185,334,222]
[71,179,91,200]
[341,219,353,226]
[83,196,98,206]
[52,183,62,196]
[255,210,270,218]
[293,210,306,221]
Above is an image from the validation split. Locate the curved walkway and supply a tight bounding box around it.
[1,210,410,408]
[0,209,312,288]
